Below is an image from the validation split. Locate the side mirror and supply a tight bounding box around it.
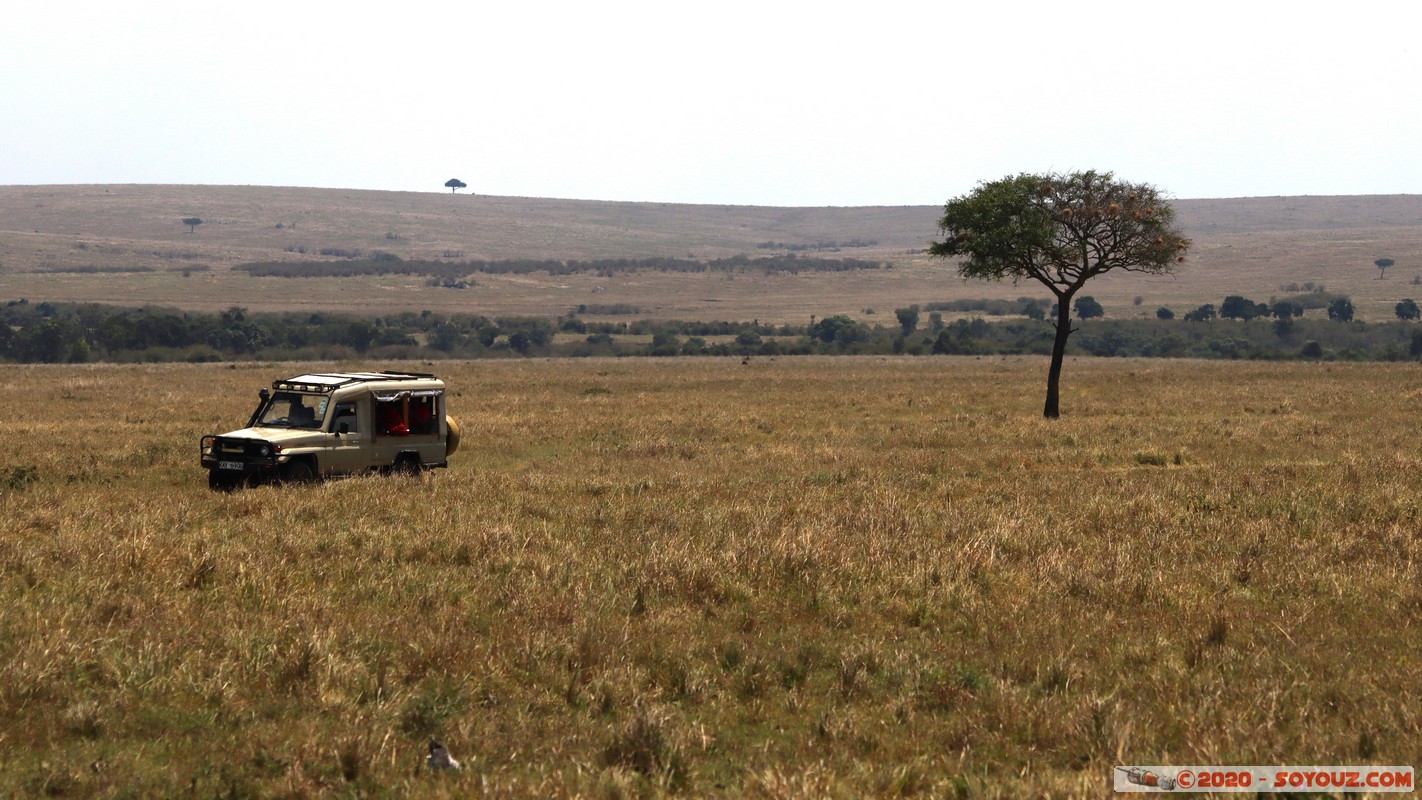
[338,422,350,435]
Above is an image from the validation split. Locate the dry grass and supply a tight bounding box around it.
[1,357,1420,797]
[2,185,1421,323]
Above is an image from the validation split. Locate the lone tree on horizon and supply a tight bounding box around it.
[444,178,467,194]
[929,170,1190,418]
[181,217,203,233]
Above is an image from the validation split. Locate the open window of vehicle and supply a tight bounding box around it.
[330,401,359,434]
[374,390,442,437]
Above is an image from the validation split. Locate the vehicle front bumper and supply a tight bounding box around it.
[200,436,284,474]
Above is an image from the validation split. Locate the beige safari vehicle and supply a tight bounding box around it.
[201,370,461,490]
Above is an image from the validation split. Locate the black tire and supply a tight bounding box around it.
[208,471,241,492]
[393,454,423,476]
[281,460,315,484]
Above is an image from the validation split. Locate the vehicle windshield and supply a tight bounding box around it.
[256,391,327,428]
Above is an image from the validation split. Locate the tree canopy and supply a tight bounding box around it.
[1184,304,1216,322]
[1328,298,1355,322]
[1220,295,1270,320]
[445,178,467,194]
[181,217,202,233]
[928,170,1189,417]
[1073,296,1104,319]
[894,305,920,336]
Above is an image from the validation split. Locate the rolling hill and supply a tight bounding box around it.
[3,185,1420,323]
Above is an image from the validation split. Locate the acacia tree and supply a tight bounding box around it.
[445,178,467,194]
[181,217,203,233]
[895,305,920,335]
[1328,297,1354,322]
[1375,258,1395,279]
[928,171,1190,418]
[1073,295,1104,319]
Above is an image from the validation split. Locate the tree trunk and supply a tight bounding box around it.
[1043,293,1074,419]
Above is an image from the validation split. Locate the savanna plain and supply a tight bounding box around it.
[2,356,1418,797]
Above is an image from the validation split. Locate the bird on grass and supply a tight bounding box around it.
[427,739,461,771]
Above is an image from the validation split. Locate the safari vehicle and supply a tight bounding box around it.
[200,371,460,490]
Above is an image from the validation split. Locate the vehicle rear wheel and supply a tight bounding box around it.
[393,454,423,476]
[281,460,315,484]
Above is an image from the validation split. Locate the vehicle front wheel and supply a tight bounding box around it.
[208,471,242,492]
[281,460,315,484]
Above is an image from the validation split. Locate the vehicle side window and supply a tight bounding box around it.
[376,398,407,436]
[410,395,438,435]
[332,401,359,434]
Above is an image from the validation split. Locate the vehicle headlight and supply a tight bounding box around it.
[259,445,271,457]
[201,436,216,456]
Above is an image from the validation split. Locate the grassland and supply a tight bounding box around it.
[1,357,1419,797]
[3,185,1422,324]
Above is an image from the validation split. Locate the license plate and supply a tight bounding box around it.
[218,461,244,471]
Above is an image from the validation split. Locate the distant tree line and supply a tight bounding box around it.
[756,239,879,251]
[234,254,883,280]
[0,300,806,363]
[923,296,1047,317]
[6,294,1422,365]
[1171,292,1352,324]
[41,265,160,274]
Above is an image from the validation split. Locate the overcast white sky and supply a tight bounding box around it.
[1,2,1416,206]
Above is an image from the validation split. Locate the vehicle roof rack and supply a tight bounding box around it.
[272,371,441,393]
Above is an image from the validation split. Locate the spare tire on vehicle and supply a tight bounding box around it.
[445,415,461,457]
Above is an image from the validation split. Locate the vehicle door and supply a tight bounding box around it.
[323,399,370,474]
